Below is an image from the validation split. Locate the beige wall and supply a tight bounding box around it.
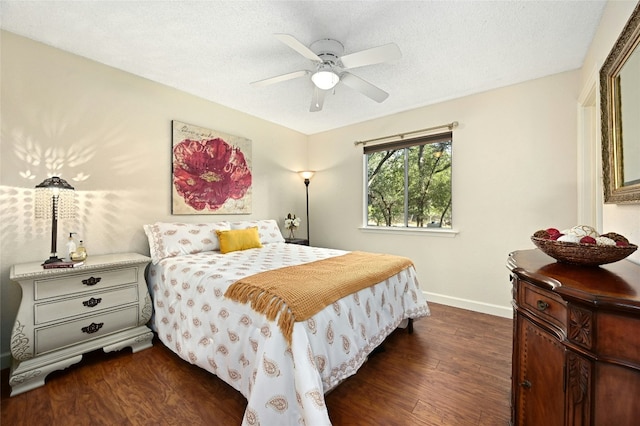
[0,31,309,367]
[581,0,640,261]
[308,70,580,315]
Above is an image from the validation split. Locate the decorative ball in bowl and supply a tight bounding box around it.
[531,226,637,266]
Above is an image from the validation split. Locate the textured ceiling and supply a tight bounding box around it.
[1,1,606,135]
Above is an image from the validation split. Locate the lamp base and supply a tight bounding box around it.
[43,256,64,265]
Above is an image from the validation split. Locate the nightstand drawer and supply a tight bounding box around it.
[35,267,139,300]
[35,285,139,324]
[35,306,139,355]
[520,280,567,330]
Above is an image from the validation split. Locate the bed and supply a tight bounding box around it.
[144,219,430,425]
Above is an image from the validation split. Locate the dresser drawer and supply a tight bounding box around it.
[35,305,139,355]
[34,267,139,300]
[520,280,567,330]
[35,285,139,325]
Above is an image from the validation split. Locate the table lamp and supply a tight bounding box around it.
[35,176,75,264]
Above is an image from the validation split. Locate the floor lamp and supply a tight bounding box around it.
[298,171,315,244]
[35,176,75,264]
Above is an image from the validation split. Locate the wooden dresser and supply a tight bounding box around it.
[508,249,640,426]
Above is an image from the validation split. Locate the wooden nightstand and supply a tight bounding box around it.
[285,238,309,246]
[8,252,153,396]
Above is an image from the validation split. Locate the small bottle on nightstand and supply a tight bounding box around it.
[66,233,77,260]
[72,240,88,261]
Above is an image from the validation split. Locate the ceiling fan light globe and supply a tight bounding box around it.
[311,70,339,90]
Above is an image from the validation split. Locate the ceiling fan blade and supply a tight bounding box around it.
[340,72,389,103]
[310,87,325,112]
[274,34,322,62]
[250,70,310,87]
[339,43,401,69]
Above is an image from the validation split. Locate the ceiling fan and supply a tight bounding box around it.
[251,34,401,112]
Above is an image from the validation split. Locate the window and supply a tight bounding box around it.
[364,132,452,229]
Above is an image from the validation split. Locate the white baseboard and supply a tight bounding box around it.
[424,291,513,319]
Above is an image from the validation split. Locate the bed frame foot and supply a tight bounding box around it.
[407,318,414,334]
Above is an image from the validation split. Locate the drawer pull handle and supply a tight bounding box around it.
[82,277,102,286]
[81,322,104,334]
[536,300,549,311]
[82,297,102,308]
[521,380,532,389]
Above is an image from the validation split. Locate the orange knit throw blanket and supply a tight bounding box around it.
[224,251,414,346]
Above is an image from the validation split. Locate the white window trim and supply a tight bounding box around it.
[359,226,459,237]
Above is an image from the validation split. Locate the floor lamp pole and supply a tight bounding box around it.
[304,178,310,244]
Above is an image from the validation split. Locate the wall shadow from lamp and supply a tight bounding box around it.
[298,171,315,244]
[0,185,153,267]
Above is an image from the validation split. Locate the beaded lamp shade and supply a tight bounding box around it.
[35,177,75,219]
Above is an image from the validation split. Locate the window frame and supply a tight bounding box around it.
[362,131,456,234]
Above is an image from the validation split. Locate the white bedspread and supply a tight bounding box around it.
[147,243,429,425]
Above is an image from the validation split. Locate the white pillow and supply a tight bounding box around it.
[143,221,230,264]
[230,219,285,244]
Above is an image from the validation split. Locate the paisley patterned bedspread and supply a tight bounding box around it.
[146,243,430,425]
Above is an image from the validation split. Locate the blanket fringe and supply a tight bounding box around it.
[226,282,296,344]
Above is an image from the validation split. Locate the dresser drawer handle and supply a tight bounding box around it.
[81,322,104,334]
[82,277,102,286]
[82,297,102,308]
[536,300,549,311]
[521,380,532,389]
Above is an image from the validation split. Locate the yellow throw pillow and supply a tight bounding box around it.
[216,227,263,254]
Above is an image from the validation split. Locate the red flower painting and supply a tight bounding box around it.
[173,138,252,211]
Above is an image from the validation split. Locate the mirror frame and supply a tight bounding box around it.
[600,2,640,204]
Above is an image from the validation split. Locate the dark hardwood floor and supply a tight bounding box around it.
[1,303,512,425]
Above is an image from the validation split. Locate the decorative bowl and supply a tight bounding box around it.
[531,236,638,266]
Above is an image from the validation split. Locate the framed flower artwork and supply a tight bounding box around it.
[172,120,252,214]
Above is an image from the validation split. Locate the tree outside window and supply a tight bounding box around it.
[365,132,452,228]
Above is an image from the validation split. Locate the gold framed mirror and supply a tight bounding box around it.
[600,2,640,204]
